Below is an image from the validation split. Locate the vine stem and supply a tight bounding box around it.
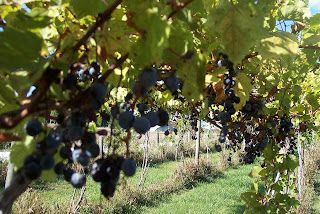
[167,0,194,19]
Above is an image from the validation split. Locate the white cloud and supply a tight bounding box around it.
[309,0,320,8]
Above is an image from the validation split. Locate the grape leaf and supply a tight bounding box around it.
[10,136,36,170]
[0,27,43,71]
[257,32,299,66]
[302,33,320,47]
[234,72,253,111]
[177,52,206,102]
[68,0,106,19]
[207,0,266,65]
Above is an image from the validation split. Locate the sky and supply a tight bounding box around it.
[309,0,320,15]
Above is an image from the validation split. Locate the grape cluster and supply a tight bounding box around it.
[91,155,136,198]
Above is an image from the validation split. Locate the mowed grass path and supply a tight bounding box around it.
[140,164,255,214]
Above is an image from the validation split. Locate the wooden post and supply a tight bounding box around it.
[195,120,201,165]
[156,130,160,145]
[5,142,14,189]
[99,136,104,157]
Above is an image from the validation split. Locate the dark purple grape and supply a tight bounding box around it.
[100,179,116,198]
[121,159,136,177]
[219,136,226,143]
[45,132,62,149]
[86,143,100,158]
[157,109,169,126]
[24,119,42,136]
[54,162,66,175]
[118,111,135,130]
[24,161,42,180]
[164,74,179,92]
[60,146,72,159]
[111,105,120,118]
[125,93,133,102]
[63,73,78,90]
[145,111,160,127]
[70,172,86,188]
[68,126,85,141]
[40,154,55,170]
[140,68,157,89]
[137,103,147,114]
[91,82,106,101]
[64,168,75,182]
[133,117,151,134]
[223,78,231,86]
[215,144,222,152]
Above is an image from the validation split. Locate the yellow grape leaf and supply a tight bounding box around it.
[205,67,228,86]
[106,67,129,87]
[234,73,253,111]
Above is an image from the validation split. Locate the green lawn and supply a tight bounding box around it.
[8,151,256,213]
[140,164,255,214]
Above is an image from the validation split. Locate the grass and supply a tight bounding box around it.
[140,164,256,214]
[26,160,179,210]
[10,150,253,213]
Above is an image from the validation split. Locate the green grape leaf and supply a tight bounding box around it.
[177,52,206,103]
[96,22,131,61]
[68,0,106,19]
[0,27,43,71]
[257,32,299,66]
[302,33,320,47]
[130,8,170,67]
[234,72,253,111]
[280,0,310,22]
[40,149,62,181]
[249,166,262,178]
[309,12,320,31]
[10,136,36,170]
[205,67,228,85]
[5,8,52,30]
[207,1,266,65]
[306,92,320,110]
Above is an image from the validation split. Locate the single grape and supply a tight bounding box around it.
[132,81,148,96]
[164,130,169,136]
[223,78,231,86]
[86,143,100,158]
[145,111,160,127]
[164,74,180,92]
[60,146,72,159]
[111,105,120,118]
[63,73,78,90]
[24,161,42,180]
[157,109,169,126]
[40,154,55,170]
[121,159,136,177]
[125,93,133,102]
[215,144,222,152]
[139,68,158,89]
[24,119,42,136]
[219,136,226,143]
[137,103,147,114]
[230,80,236,87]
[133,117,151,134]
[68,125,84,141]
[100,179,117,198]
[90,82,106,101]
[70,172,86,188]
[45,131,62,149]
[64,168,75,182]
[118,111,135,130]
[54,162,66,175]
